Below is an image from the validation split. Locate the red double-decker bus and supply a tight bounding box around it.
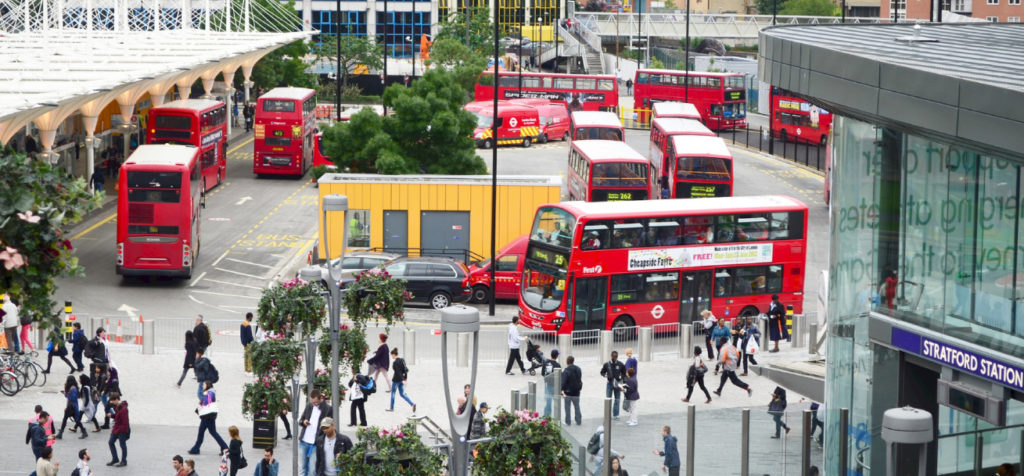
[568,140,651,202]
[770,88,833,145]
[667,134,733,199]
[474,71,619,112]
[652,101,702,122]
[633,70,747,130]
[116,144,204,279]
[147,99,227,191]
[253,87,317,177]
[517,195,807,334]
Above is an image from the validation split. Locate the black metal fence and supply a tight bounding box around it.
[716,126,826,172]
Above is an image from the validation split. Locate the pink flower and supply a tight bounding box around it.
[17,210,41,223]
[541,420,547,426]
[0,246,26,270]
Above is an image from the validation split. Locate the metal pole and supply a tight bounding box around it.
[306,338,317,397]
[802,409,812,475]
[841,0,846,22]
[772,0,777,25]
[412,0,417,78]
[335,0,341,121]
[518,0,524,92]
[383,0,389,115]
[974,434,983,476]
[489,0,499,317]
[291,378,300,476]
[602,398,612,476]
[636,0,641,69]
[686,404,695,475]
[839,408,850,476]
[684,0,690,102]
[741,408,750,475]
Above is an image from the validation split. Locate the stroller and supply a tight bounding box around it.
[525,341,545,376]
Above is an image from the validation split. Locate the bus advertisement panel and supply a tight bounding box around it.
[475,71,619,112]
[634,70,747,130]
[253,87,317,177]
[517,196,807,334]
[771,89,833,145]
[147,99,227,191]
[116,144,204,279]
[668,134,733,199]
[568,140,651,202]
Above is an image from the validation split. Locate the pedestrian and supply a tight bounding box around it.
[279,404,292,440]
[17,302,33,353]
[243,104,254,132]
[86,328,111,382]
[561,355,583,426]
[2,293,21,353]
[740,316,760,376]
[101,365,121,429]
[193,315,212,353]
[541,349,562,417]
[314,417,352,476]
[701,310,716,359]
[35,446,60,476]
[652,425,680,476]
[767,294,788,352]
[608,455,628,476]
[470,402,489,440]
[57,375,86,440]
[366,333,391,392]
[75,448,94,476]
[91,167,105,193]
[232,103,240,127]
[880,270,898,309]
[682,346,712,404]
[625,78,633,95]
[769,386,791,438]
[189,381,228,454]
[172,455,188,476]
[70,322,87,372]
[623,348,637,376]
[193,347,216,400]
[227,425,245,476]
[386,347,415,413]
[105,391,129,467]
[713,337,752,397]
[710,318,731,374]
[254,447,279,476]
[456,383,477,430]
[27,410,54,459]
[622,368,639,426]
[240,313,254,374]
[177,330,197,388]
[504,315,526,375]
[42,332,76,374]
[810,401,824,447]
[347,375,369,427]
[590,425,622,475]
[600,350,627,420]
[298,389,332,476]
[79,374,102,433]
[809,466,821,476]
[183,459,197,476]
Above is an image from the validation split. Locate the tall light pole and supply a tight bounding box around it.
[320,193,348,425]
[411,0,417,78]
[383,0,389,114]
[490,0,499,317]
[335,0,341,121]
[518,0,524,93]
[441,305,481,475]
[684,0,690,102]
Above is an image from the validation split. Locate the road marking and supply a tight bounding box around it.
[227,137,254,154]
[203,278,266,290]
[220,305,259,309]
[189,294,242,314]
[211,249,230,267]
[214,266,269,280]
[236,196,253,205]
[189,271,207,287]
[70,213,116,240]
[226,257,275,269]
[191,290,260,299]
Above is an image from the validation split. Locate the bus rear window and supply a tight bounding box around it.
[264,137,292,146]
[127,171,181,188]
[576,127,622,141]
[262,100,295,112]
[154,115,192,130]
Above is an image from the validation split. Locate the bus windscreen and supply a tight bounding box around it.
[677,157,731,180]
[592,162,648,187]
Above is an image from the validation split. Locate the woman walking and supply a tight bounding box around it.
[622,368,639,426]
[227,425,244,476]
[279,405,292,440]
[769,386,791,438]
[188,381,228,454]
[682,347,712,404]
[740,316,760,376]
[42,333,76,374]
[18,308,34,352]
[79,374,102,433]
[701,310,716,359]
[176,330,197,388]
[366,333,391,392]
[57,375,86,439]
[386,347,416,413]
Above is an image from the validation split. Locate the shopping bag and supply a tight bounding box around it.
[0,331,7,349]
[746,338,760,355]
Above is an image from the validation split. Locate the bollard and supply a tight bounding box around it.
[63,301,74,342]
[558,333,572,360]
[404,327,416,365]
[577,443,588,476]
[680,324,692,359]
[802,410,812,475]
[792,314,805,348]
[809,323,819,355]
[603,399,613,476]
[142,320,154,355]
[839,408,850,476]
[552,368,562,421]
[760,319,770,351]
[134,315,144,345]
[599,330,612,361]
[786,305,794,341]
[456,333,469,368]
[527,381,537,411]
[511,389,521,411]
[741,408,750,475]
[638,327,652,362]
[519,393,529,411]
[686,404,696,476]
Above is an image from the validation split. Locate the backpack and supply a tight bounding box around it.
[207,361,220,384]
[84,338,104,361]
[587,432,601,455]
[359,376,376,396]
[69,468,81,476]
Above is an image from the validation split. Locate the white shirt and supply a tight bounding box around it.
[254,324,267,343]
[75,460,93,476]
[322,436,338,476]
[301,405,321,444]
[2,299,18,329]
[508,323,523,349]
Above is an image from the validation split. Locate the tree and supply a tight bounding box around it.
[314,36,384,87]
[424,38,489,94]
[435,6,494,56]
[754,0,787,15]
[249,40,319,91]
[779,0,839,15]
[0,151,99,332]
[321,68,487,175]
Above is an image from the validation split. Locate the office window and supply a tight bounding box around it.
[987,0,998,4]
[347,210,370,248]
[1011,0,1021,4]
[986,15,999,20]
[1009,16,1021,22]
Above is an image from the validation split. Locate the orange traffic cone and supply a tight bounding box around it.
[115,319,124,343]
[134,316,143,345]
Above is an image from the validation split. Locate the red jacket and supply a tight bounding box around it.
[112,401,130,435]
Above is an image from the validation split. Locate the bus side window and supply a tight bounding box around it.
[583,222,609,250]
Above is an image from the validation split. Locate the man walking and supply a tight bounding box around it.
[299,390,332,476]
[713,337,752,397]
[240,312,255,374]
[106,392,129,467]
[561,356,583,426]
[91,167,105,193]
[2,293,21,353]
[193,348,216,400]
[27,411,54,459]
[70,322,87,372]
[600,351,627,420]
[504,316,526,375]
[768,294,788,352]
[75,448,94,476]
[314,417,352,476]
[541,349,562,417]
[652,425,681,476]
[193,315,212,353]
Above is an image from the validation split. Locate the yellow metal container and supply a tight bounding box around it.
[317,174,562,261]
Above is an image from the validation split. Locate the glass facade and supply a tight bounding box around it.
[827,114,1024,474]
[375,10,431,58]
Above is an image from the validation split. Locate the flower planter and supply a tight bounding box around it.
[252,417,277,449]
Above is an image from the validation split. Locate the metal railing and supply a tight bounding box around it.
[365,246,486,265]
[576,12,885,41]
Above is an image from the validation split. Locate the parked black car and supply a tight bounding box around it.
[340,256,472,310]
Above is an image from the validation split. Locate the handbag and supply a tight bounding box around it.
[695,362,709,376]
[237,455,248,469]
[198,400,219,416]
[746,338,760,355]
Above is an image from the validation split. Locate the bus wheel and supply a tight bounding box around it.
[522,137,532,148]
[611,316,636,341]
[471,285,490,304]
[539,134,548,144]
[482,139,494,149]
[739,306,760,319]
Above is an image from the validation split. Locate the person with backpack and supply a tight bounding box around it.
[193,315,212,353]
[85,328,110,381]
[600,351,627,420]
[79,374,101,433]
[561,355,583,426]
[28,411,54,459]
[713,337,752,398]
[70,322,87,372]
[588,425,622,475]
[193,347,219,400]
[73,448,93,476]
[347,374,372,427]
[541,349,562,417]
[768,386,791,438]
[386,347,415,413]
[177,330,197,388]
[188,380,228,454]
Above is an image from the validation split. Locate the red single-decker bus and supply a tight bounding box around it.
[517,196,807,334]
[116,144,204,279]
[634,70,747,130]
[475,71,619,113]
[254,87,317,177]
[147,99,227,192]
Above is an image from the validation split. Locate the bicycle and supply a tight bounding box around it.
[0,350,43,388]
[0,368,20,395]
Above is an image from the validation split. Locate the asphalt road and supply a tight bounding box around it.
[59,125,827,328]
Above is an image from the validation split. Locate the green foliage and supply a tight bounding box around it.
[243,335,303,418]
[425,38,490,94]
[342,268,412,332]
[256,278,326,337]
[754,0,786,15]
[779,0,840,15]
[318,323,370,375]
[473,409,573,475]
[315,36,384,87]
[0,151,99,331]
[322,68,487,175]
[250,40,319,92]
[305,368,347,401]
[435,7,494,56]
[620,50,640,61]
[649,57,666,69]
[310,165,331,183]
[336,422,446,475]
[665,0,678,7]
[680,36,704,51]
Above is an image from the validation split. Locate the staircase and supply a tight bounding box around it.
[562,20,606,75]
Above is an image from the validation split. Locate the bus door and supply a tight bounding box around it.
[678,271,712,324]
[572,277,608,331]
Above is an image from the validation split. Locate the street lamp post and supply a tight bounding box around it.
[684,0,690,102]
[319,194,348,425]
[335,0,341,121]
[440,305,481,476]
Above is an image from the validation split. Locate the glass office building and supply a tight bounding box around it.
[761,23,1024,475]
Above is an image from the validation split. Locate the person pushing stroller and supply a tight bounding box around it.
[525,340,546,376]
